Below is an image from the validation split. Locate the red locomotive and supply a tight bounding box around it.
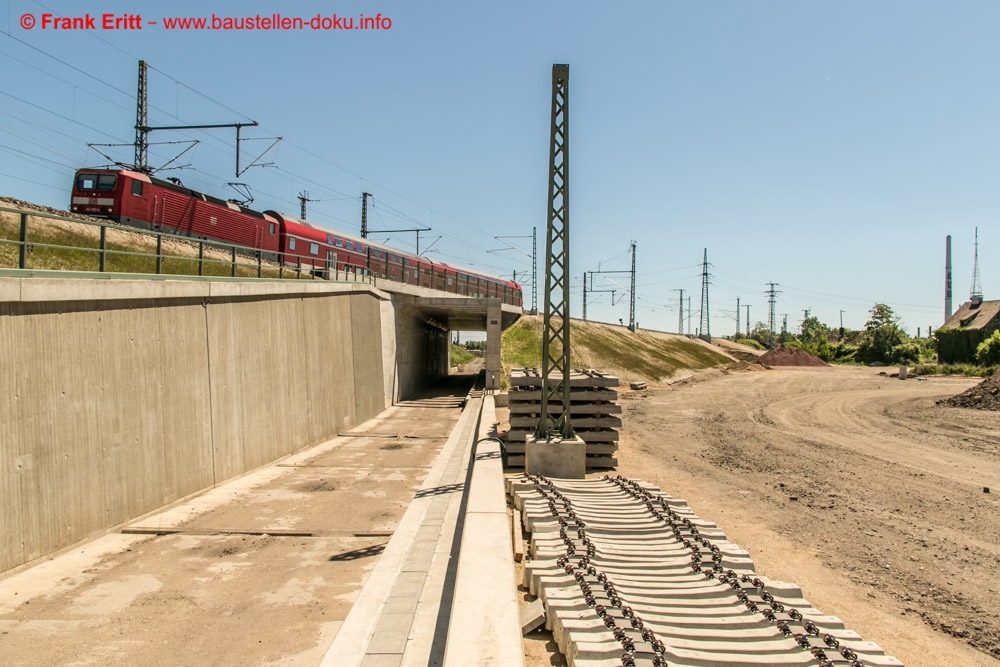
[70,168,522,307]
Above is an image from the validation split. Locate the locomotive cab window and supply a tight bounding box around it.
[269,222,276,235]
[289,237,297,250]
[76,173,117,191]
[131,180,143,196]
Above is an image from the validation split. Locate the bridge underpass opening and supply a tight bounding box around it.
[394,296,520,392]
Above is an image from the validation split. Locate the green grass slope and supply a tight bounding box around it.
[502,316,733,384]
[450,344,476,366]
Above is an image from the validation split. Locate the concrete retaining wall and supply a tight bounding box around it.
[0,277,393,574]
[393,309,450,401]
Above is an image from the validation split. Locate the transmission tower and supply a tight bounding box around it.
[532,227,538,314]
[629,241,636,331]
[674,289,684,335]
[536,64,574,441]
[134,60,149,172]
[361,192,372,238]
[970,227,984,305]
[130,59,276,177]
[736,296,740,337]
[586,242,636,329]
[765,282,780,349]
[698,249,711,338]
[297,191,316,219]
[489,227,537,313]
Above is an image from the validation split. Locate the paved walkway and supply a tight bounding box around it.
[0,376,479,666]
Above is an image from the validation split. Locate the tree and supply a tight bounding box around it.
[747,321,773,348]
[799,316,831,345]
[857,303,905,364]
[976,330,1000,366]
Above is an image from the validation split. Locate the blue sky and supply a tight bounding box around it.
[1,1,997,336]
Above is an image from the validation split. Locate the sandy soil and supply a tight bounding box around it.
[610,365,1000,667]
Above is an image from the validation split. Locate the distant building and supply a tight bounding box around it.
[937,298,1000,363]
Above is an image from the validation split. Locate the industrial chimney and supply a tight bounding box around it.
[945,235,952,322]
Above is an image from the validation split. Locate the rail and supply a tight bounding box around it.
[512,474,904,667]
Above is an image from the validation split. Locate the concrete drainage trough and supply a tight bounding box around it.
[508,474,903,667]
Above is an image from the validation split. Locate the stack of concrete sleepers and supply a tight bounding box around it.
[504,368,621,470]
[508,474,904,667]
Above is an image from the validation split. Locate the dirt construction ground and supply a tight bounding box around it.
[610,365,1000,667]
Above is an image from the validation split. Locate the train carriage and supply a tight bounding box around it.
[69,167,522,307]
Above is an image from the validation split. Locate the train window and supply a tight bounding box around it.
[326,233,333,245]
[309,242,319,256]
[269,222,276,235]
[447,277,453,286]
[76,173,118,191]
[131,180,143,196]
[289,237,297,250]
[335,237,343,248]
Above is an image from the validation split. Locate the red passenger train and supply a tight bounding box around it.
[70,168,522,307]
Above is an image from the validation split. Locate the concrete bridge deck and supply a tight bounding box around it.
[0,372,522,666]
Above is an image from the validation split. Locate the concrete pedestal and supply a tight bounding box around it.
[525,435,586,479]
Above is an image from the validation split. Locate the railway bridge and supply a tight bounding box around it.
[0,272,520,575]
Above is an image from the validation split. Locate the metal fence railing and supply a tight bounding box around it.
[0,205,373,283]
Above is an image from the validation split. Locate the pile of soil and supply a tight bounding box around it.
[723,360,769,373]
[938,372,1000,411]
[756,346,829,367]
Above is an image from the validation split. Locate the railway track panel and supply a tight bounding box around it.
[509,474,904,667]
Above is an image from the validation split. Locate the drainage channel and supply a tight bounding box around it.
[509,474,903,667]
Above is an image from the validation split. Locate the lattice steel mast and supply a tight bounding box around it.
[970,227,983,305]
[698,248,710,337]
[766,282,780,349]
[536,64,574,440]
[134,60,149,172]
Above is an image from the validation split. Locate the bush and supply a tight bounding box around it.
[891,342,921,365]
[832,342,858,363]
[976,330,1000,366]
[737,337,765,350]
[910,363,996,377]
[936,326,985,364]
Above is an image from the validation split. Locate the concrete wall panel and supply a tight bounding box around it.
[379,298,397,406]
[0,299,214,571]
[350,293,386,420]
[1,281,391,575]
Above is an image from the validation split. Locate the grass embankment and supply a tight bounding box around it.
[502,316,732,386]
[450,344,476,366]
[0,208,314,280]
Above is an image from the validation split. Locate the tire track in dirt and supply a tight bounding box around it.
[616,366,1000,666]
